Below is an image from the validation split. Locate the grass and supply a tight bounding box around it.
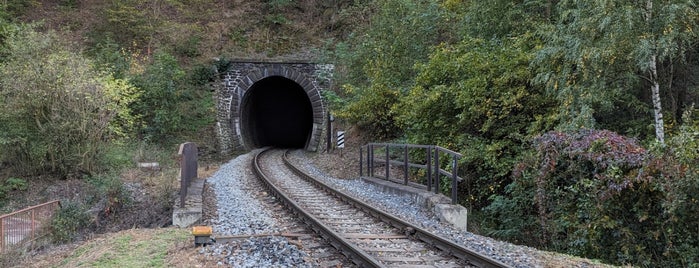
[55,228,189,268]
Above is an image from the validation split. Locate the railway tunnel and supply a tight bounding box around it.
[240,76,313,148]
[216,62,332,154]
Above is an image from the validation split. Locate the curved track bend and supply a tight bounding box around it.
[252,148,510,268]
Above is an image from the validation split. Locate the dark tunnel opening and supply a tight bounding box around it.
[240,76,314,149]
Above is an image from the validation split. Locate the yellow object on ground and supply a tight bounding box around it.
[191,226,212,236]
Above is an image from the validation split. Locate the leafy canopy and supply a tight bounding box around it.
[0,25,138,176]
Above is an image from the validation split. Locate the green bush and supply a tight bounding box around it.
[3,177,27,191]
[332,0,445,140]
[173,35,202,58]
[50,202,91,244]
[0,0,37,18]
[398,37,555,209]
[98,142,139,172]
[0,178,28,203]
[129,50,214,143]
[98,0,158,48]
[0,26,138,177]
[87,174,130,214]
[482,128,699,266]
[655,109,699,267]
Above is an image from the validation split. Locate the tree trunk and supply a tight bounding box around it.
[646,0,665,144]
[650,54,665,144]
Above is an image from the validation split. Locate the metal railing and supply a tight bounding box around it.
[0,200,61,252]
[360,143,464,204]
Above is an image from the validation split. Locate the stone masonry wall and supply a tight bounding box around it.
[214,61,334,155]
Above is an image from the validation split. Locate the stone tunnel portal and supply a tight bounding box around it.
[240,76,314,149]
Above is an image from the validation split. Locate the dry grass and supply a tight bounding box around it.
[24,0,359,61]
[19,228,193,268]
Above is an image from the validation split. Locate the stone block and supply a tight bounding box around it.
[434,204,468,231]
[172,207,201,228]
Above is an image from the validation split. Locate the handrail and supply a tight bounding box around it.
[0,200,61,252]
[360,143,464,205]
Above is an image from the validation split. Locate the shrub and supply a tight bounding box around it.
[398,37,555,209]
[87,174,130,216]
[0,178,28,205]
[50,202,91,244]
[484,129,665,265]
[130,50,214,143]
[655,109,699,267]
[0,26,138,177]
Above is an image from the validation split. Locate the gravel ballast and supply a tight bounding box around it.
[201,151,313,267]
[202,149,611,268]
[287,150,610,268]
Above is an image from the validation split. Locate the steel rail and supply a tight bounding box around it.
[282,150,510,268]
[252,148,386,268]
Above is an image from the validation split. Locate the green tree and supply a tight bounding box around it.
[398,37,555,208]
[333,0,444,139]
[534,0,699,142]
[130,50,213,143]
[657,108,699,266]
[448,0,556,40]
[131,50,185,141]
[0,27,138,176]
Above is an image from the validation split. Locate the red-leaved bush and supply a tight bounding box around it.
[486,128,699,266]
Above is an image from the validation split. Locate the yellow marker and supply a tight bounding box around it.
[192,226,213,236]
[192,226,214,246]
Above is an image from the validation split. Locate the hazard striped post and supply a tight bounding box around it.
[337,131,345,157]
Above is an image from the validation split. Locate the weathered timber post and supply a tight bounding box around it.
[179,142,198,208]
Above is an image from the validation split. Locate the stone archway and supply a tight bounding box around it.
[215,62,331,154]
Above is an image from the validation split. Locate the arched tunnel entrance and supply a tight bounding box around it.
[240,76,314,149]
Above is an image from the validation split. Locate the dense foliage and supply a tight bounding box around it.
[0,27,138,177]
[0,0,698,266]
[399,37,556,208]
[331,0,699,266]
[484,124,699,266]
[332,0,445,139]
[130,50,213,141]
[488,130,661,265]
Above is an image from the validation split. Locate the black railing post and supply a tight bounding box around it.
[434,149,440,194]
[426,146,432,191]
[359,146,364,177]
[369,144,373,177]
[385,144,390,180]
[403,145,409,185]
[451,157,458,204]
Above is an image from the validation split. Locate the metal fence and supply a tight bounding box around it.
[360,143,464,204]
[0,200,61,252]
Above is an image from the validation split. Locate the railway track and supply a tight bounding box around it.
[205,151,354,267]
[253,148,510,268]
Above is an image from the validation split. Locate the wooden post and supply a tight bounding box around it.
[1,217,4,252]
[179,142,198,208]
[31,209,35,242]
